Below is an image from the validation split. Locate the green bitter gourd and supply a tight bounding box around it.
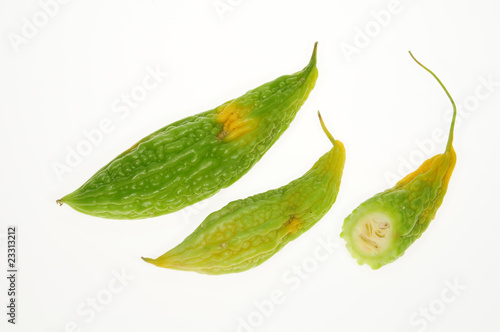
[142,112,345,274]
[57,43,319,219]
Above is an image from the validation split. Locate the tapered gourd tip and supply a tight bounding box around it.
[141,257,155,265]
[56,194,72,206]
[308,42,318,66]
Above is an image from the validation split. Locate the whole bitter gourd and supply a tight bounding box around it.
[57,43,318,219]
[341,52,457,269]
[142,112,345,274]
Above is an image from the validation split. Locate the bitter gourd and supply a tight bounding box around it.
[57,43,318,219]
[142,112,345,274]
[341,52,457,269]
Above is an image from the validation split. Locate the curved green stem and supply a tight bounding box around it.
[409,51,456,152]
[318,111,335,145]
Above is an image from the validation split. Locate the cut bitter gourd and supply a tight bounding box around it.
[341,52,457,269]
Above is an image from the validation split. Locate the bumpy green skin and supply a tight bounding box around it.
[142,126,345,274]
[59,44,318,219]
[341,150,456,269]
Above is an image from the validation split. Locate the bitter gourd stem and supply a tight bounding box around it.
[408,51,457,152]
[317,111,335,145]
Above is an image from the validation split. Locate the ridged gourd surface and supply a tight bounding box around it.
[60,45,318,219]
[143,117,345,274]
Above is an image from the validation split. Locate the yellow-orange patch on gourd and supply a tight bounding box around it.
[216,102,256,141]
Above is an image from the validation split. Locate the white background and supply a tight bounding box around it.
[1,0,499,331]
